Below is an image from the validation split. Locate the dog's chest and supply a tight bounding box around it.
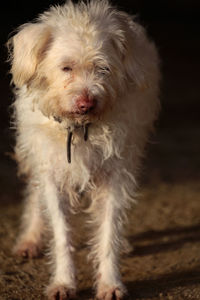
[45,128,103,191]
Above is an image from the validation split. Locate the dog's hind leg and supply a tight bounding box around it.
[14,182,44,258]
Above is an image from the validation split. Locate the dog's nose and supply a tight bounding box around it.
[76,95,96,114]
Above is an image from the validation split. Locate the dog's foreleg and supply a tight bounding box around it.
[91,183,127,300]
[14,183,44,258]
[43,178,76,300]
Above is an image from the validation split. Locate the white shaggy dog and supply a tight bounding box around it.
[8,1,160,299]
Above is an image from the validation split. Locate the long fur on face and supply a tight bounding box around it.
[8,1,160,299]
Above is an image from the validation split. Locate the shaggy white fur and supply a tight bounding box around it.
[8,1,160,299]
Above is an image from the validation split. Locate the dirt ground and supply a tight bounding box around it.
[0,15,200,300]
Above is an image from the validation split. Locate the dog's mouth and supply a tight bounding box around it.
[71,106,96,116]
[54,107,98,125]
[67,108,98,122]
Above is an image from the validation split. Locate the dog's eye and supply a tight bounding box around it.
[62,66,73,72]
[98,67,110,76]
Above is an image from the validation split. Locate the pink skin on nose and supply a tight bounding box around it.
[76,94,96,114]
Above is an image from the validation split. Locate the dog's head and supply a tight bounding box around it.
[8,1,157,125]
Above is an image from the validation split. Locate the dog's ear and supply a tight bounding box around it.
[7,23,51,87]
[114,13,159,91]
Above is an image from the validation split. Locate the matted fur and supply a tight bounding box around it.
[8,1,160,299]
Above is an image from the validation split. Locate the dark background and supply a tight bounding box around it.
[0,0,200,192]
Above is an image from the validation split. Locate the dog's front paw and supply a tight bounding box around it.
[13,240,42,258]
[47,284,76,300]
[96,283,126,300]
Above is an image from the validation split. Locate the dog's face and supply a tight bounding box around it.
[37,28,120,124]
[8,2,150,125]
